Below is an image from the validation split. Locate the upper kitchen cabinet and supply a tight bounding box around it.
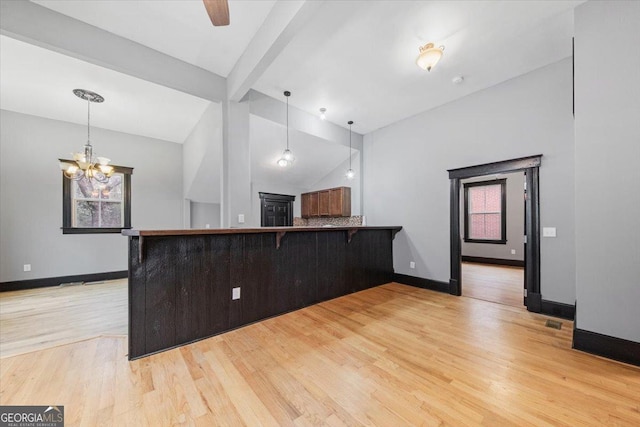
[302,187,351,218]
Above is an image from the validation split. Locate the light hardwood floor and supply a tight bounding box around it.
[1,283,639,426]
[462,262,525,308]
[0,279,127,358]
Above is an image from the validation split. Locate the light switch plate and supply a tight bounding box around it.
[232,287,241,300]
[238,214,245,224]
[409,261,415,269]
[543,227,557,237]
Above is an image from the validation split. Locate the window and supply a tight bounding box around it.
[62,164,133,234]
[464,179,506,244]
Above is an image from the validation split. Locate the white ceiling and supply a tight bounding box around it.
[32,0,277,77]
[250,115,356,189]
[253,0,582,133]
[0,35,211,143]
[2,1,585,141]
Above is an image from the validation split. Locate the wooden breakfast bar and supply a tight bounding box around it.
[123,226,402,359]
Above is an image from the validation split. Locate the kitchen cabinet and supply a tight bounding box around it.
[301,187,351,218]
[319,190,330,216]
[301,193,310,218]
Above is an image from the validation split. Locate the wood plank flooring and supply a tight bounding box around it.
[0,279,127,358]
[462,262,524,308]
[2,283,639,426]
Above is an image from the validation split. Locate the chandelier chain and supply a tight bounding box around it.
[87,96,91,144]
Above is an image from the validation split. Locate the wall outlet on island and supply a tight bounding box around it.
[23,264,31,272]
[232,287,241,300]
[409,261,415,269]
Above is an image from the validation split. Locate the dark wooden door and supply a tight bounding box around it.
[263,201,290,226]
[259,192,295,227]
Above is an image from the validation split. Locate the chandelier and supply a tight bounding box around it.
[59,89,114,183]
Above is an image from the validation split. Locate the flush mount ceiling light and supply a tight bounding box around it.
[416,42,445,72]
[59,89,114,182]
[319,108,327,120]
[345,121,355,180]
[277,91,293,167]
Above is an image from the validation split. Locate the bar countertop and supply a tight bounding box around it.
[122,225,402,237]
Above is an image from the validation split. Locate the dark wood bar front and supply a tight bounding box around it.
[123,226,402,360]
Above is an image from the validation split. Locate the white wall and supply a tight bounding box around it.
[574,1,640,342]
[0,110,183,283]
[461,171,525,261]
[190,202,221,229]
[309,152,362,216]
[363,58,575,304]
[182,102,222,204]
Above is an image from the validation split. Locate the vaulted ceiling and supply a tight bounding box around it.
[24,0,582,136]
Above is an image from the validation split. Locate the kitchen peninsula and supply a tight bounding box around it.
[123,226,402,359]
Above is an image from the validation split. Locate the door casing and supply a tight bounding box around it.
[447,155,542,312]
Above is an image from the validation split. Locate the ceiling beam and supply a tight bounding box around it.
[0,0,227,103]
[226,0,324,102]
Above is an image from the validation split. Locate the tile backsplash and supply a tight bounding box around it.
[293,216,364,227]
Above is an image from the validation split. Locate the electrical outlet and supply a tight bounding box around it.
[23,264,31,272]
[409,261,415,269]
[232,287,241,300]
[543,227,557,237]
[205,223,210,229]
[238,214,245,224]
[511,249,516,255]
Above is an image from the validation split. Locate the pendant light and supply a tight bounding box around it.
[277,91,293,167]
[345,120,355,180]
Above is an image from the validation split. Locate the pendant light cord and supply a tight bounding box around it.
[349,122,352,169]
[286,95,289,150]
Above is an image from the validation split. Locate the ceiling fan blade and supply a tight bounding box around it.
[203,0,230,26]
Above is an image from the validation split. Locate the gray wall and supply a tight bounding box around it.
[461,171,525,261]
[190,202,221,229]
[574,1,640,342]
[363,58,575,304]
[0,110,183,283]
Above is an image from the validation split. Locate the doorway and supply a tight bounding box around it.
[460,172,525,308]
[259,192,295,226]
[448,155,542,313]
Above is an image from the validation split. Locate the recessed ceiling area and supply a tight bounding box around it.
[31,0,277,77]
[0,35,211,143]
[250,115,356,189]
